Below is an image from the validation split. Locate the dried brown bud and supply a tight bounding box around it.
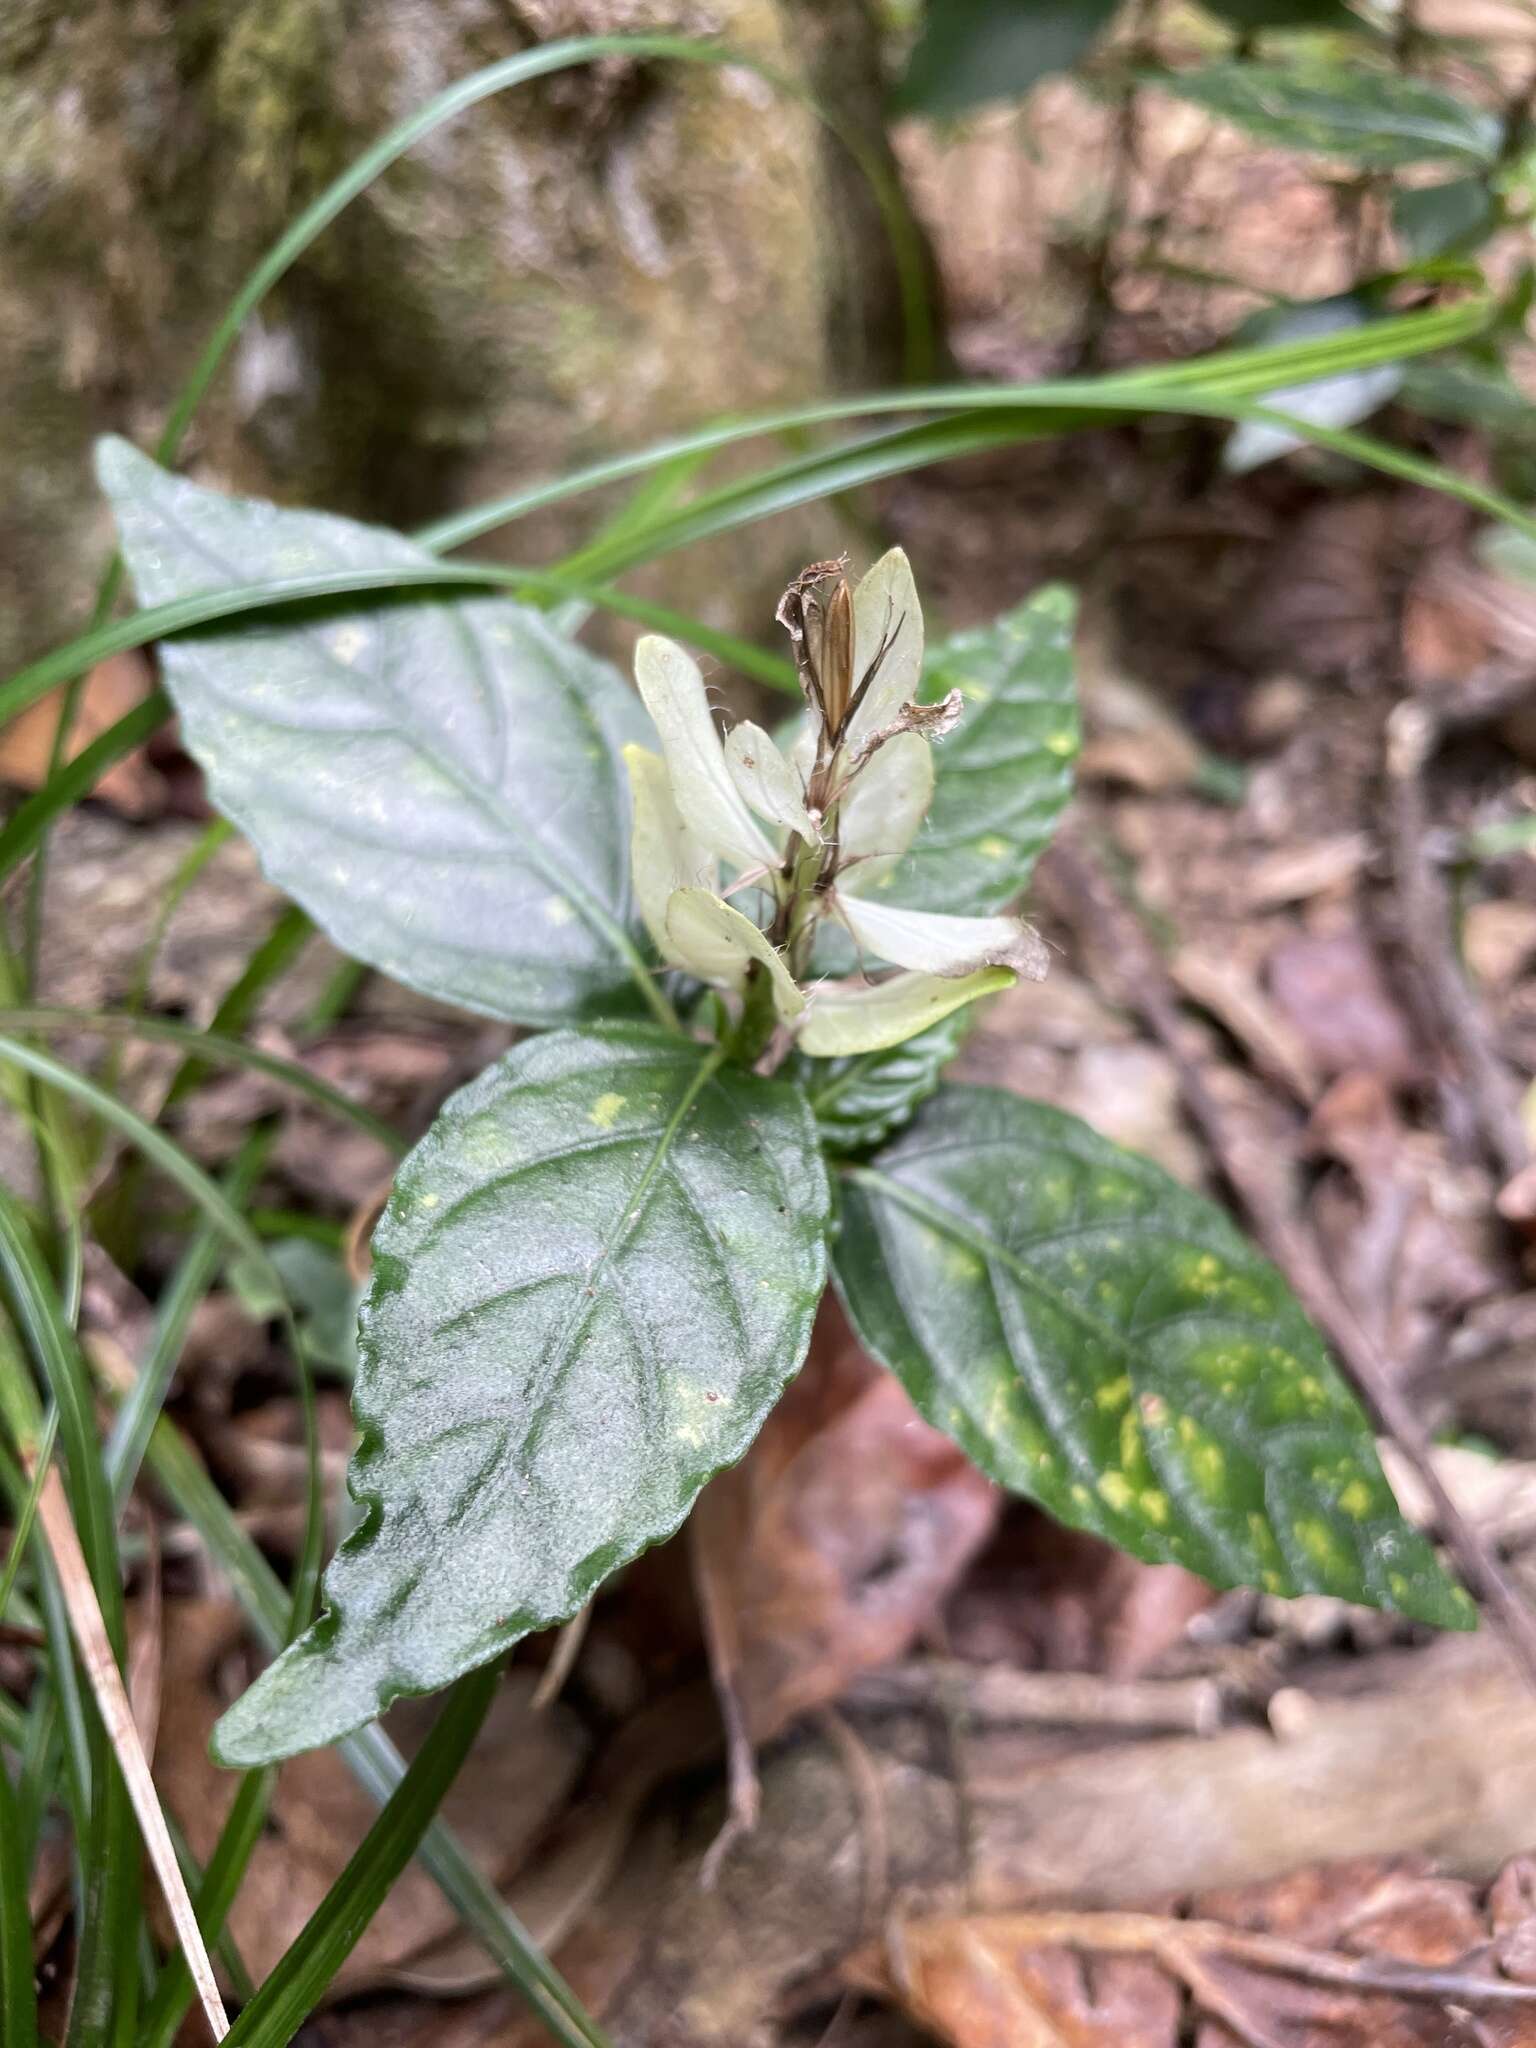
[777,558,854,736]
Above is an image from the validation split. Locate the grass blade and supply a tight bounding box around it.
[0,299,1505,737]
[0,1010,404,1155]
[219,1664,502,2048]
[418,297,1496,550]
[141,1775,271,2048]
[0,1405,58,1624]
[106,1131,274,1507]
[93,1367,612,2048]
[0,694,168,886]
[0,1704,40,2048]
[0,1198,139,2047]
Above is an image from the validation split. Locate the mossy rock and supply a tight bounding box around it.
[0,0,925,677]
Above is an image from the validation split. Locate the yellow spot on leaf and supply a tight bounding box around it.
[1098,1472,1133,1513]
[1095,1376,1131,1413]
[977,834,1010,861]
[1140,1488,1170,1526]
[1293,1517,1347,1573]
[544,895,575,925]
[1337,1478,1373,1518]
[1190,1440,1225,1494]
[589,1093,627,1130]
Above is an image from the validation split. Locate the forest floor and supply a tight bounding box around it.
[13,64,1536,2048]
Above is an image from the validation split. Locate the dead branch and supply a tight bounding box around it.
[1384,698,1529,1183]
[848,1661,1223,1735]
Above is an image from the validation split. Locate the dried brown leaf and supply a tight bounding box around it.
[693,1305,999,1749]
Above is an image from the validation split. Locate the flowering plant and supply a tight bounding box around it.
[95,443,1468,1768]
[628,549,1045,1063]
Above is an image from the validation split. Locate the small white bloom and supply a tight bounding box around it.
[625,551,1048,1059]
[724,721,818,843]
[844,549,923,754]
[799,967,1013,1056]
[833,893,1049,982]
[665,889,805,1016]
[837,730,933,896]
[633,635,777,873]
[623,745,713,959]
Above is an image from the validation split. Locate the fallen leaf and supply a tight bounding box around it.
[858,1916,1179,2047]
[692,1303,999,1749]
[0,653,166,817]
[1465,901,1536,993]
[851,1863,1536,2048]
[945,1509,1215,1677]
[1267,933,1419,1082]
[1059,1041,1207,1188]
[1242,834,1371,910]
[1307,1071,1500,1361]
[1171,945,1320,1104]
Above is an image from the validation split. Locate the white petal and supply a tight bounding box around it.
[664,888,805,1016]
[838,731,933,895]
[798,967,1012,1056]
[845,548,923,754]
[633,636,778,873]
[788,717,818,788]
[624,745,714,961]
[724,721,818,843]
[835,893,1049,980]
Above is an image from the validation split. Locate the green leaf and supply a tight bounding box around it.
[889,585,1080,918]
[1195,0,1354,29]
[1401,351,1536,444]
[788,1004,976,1153]
[895,0,1121,117]
[96,440,661,1029]
[1224,297,1403,473]
[1392,176,1500,260]
[1150,64,1502,168]
[834,1088,1472,1625]
[214,1025,829,1764]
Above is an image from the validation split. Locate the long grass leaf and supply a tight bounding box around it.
[35,1466,229,2039]
[100,1382,610,2048]
[218,1664,503,2048]
[0,1707,39,2048]
[141,1775,271,2048]
[0,695,169,886]
[0,1200,139,2046]
[0,1010,403,1155]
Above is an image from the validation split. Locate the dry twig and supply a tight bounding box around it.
[849,1661,1223,1735]
[1384,698,1529,1183]
[35,1464,229,2040]
[886,1906,1536,2011]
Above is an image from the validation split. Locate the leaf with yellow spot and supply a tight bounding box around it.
[214,1025,829,1765]
[834,1086,1471,1628]
[883,584,1081,919]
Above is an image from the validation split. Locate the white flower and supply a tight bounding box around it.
[626,551,1047,1054]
